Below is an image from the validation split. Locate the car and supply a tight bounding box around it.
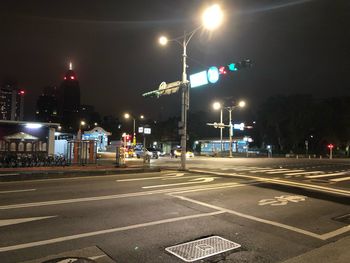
[173,148,194,158]
[134,147,159,159]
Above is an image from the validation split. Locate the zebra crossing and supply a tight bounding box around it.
[218,166,350,184]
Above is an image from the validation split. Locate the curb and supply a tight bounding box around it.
[0,167,161,182]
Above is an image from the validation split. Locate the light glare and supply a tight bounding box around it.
[159,36,168,46]
[213,102,221,110]
[26,123,42,129]
[238,101,246,108]
[202,4,223,30]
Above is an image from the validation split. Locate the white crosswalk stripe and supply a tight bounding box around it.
[330,176,350,182]
[305,172,347,179]
[267,169,304,174]
[285,171,323,176]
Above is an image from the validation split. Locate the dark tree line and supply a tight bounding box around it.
[254,95,350,156]
[149,94,350,156]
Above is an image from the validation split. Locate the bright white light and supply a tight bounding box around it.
[238,101,246,108]
[213,102,221,110]
[202,4,223,30]
[26,123,42,129]
[94,122,98,126]
[159,36,168,46]
[140,115,144,119]
[80,121,86,126]
[190,71,208,88]
[124,113,130,119]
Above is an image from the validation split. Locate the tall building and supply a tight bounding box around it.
[58,62,81,130]
[0,81,24,121]
[35,86,59,123]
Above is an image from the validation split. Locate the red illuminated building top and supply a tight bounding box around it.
[63,62,77,81]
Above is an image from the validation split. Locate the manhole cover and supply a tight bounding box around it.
[332,214,350,224]
[165,236,241,262]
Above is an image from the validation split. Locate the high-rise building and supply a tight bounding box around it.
[58,62,81,130]
[0,81,24,121]
[35,86,59,123]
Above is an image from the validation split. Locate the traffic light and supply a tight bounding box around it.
[219,66,227,75]
[327,144,334,149]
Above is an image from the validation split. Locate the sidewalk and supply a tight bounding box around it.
[282,235,350,263]
[0,159,160,182]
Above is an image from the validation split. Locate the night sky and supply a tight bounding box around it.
[1,0,349,121]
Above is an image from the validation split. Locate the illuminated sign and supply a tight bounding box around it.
[138,127,144,133]
[144,128,151,134]
[233,123,245,131]
[207,66,219,84]
[189,71,208,88]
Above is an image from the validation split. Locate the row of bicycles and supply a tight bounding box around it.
[0,154,68,168]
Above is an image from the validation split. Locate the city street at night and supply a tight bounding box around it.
[0,157,349,262]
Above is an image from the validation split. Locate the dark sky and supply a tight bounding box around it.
[1,0,349,121]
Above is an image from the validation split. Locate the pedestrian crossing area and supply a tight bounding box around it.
[218,166,350,184]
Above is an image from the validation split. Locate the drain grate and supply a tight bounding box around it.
[165,236,241,262]
[332,214,350,224]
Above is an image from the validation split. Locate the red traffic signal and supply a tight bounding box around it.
[218,66,227,75]
[327,144,334,149]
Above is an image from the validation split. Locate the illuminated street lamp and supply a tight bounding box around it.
[78,120,86,140]
[124,113,145,146]
[226,100,246,157]
[212,101,223,151]
[158,4,223,170]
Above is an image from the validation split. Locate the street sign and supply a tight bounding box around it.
[189,71,208,88]
[158,81,181,95]
[207,122,226,129]
[233,123,245,131]
[138,127,144,133]
[144,128,151,134]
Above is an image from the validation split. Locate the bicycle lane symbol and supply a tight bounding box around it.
[258,195,307,206]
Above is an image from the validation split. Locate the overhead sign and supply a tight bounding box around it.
[144,128,151,134]
[189,71,208,88]
[233,123,245,131]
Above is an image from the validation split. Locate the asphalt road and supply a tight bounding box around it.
[0,157,349,262]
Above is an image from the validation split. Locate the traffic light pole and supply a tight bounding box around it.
[228,108,233,157]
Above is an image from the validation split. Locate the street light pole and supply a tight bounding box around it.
[228,108,233,157]
[220,108,223,152]
[180,33,188,170]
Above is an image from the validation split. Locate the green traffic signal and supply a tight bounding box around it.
[228,63,238,71]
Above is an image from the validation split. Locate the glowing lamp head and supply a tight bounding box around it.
[70,76,75,80]
[238,101,246,108]
[80,121,86,126]
[140,115,144,119]
[202,4,223,30]
[159,36,168,46]
[124,113,130,119]
[213,102,221,110]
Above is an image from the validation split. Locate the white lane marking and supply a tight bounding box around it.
[330,176,350,182]
[0,173,19,177]
[142,177,216,189]
[320,225,350,240]
[170,194,323,239]
[284,171,323,176]
[90,255,106,260]
[267,170,304,174]
[249,169,288,173]
[116,173,184,182]
[305,172,347,179]
[0,181,236,210]
[0,211,224,252]
[0,189,36,194]
[0,216,57,227]
[189,169,350,197]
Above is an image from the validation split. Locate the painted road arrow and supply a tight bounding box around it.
[117,173,185,182]
[142,177,216,189]
[0,216,57,227]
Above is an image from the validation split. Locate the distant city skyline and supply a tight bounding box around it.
[1,0,349,121]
